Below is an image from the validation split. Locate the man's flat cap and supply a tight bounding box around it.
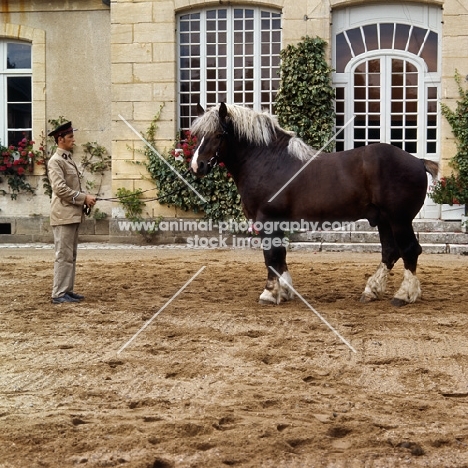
[48,121,76,138]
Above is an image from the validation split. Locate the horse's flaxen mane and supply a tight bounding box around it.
[191,104,319,161]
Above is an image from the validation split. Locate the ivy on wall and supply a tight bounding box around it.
[429,70,468,208]
[274,36,336,150]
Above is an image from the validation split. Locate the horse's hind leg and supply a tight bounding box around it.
[259,231,294,305]
[390,223,422,307]
[361,219,400,302]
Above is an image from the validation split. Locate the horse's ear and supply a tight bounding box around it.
[196,103,205,116]
[219,102,228,121]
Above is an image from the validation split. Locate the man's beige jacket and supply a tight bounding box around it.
[48,148,86,226]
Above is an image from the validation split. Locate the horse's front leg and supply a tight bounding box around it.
[258,230,294,305]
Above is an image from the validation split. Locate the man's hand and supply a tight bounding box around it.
[85,194,97,207]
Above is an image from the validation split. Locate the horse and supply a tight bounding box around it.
[190,103,439,307]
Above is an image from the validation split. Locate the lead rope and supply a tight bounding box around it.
[83,169,195,215]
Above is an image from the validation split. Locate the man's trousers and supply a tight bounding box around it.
[52,223,80,299]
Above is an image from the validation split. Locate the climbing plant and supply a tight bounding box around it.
[274,36,336,150]
[429,70,468,208]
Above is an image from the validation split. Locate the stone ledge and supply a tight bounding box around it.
[289,242,468,255]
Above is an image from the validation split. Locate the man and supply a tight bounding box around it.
[47,122,97,304]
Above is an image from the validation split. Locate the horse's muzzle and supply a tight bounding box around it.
[191,160,211,177]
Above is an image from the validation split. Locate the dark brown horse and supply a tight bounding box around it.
[190,103,439,306]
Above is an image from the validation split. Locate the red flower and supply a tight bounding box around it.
[17,166,25,175]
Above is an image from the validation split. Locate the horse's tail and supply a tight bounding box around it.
[423,159,439,180]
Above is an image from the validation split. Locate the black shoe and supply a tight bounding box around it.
[51,293,81,304]
[67,291,85,301]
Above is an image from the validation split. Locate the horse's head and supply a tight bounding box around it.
[190,103,230,177]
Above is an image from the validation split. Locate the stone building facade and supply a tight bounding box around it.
[0,0,467,241]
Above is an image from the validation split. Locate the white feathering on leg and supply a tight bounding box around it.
[393,269,421,304]
[279,271,294,301]
[362,262,389,301]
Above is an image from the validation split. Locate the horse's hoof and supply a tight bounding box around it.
[259,289,278,305]
[360,293,375,303]
[259,298,275,305]
[391,297,408,307]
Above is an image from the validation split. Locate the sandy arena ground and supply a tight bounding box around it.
[1,245,468,468]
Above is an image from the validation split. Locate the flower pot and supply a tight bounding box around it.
[441,204,466,221]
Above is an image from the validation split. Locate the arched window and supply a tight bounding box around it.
[0,41,32,147]
[332,4,441,158]
[177,7,282,130]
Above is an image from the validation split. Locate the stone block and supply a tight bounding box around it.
[79,219,96,235]
[134,22,174,43]
[112,82,153,102]
[111,23,133,44]
[134,62,175,83]
[112,2,153,25]
[95,219,110,235]
[111,43,152,64]
[15,217,42,235]
[112,63,133,83]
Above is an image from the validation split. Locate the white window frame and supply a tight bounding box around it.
[332,4,443,219]
[177,6,282,130]
[0,40,33,147]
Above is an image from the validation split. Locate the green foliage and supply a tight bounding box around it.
[429,70,468,207]
[80,141,111,195]
[116,187,145,221]
[92,208,108,220]
[140,107,244,223]
[274,36,336,150]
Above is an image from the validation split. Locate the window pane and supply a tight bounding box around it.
[336,33,352,73]
[408,27,427,55]
[427,101,437,113]
[7,77,31,102]
[363,24,378,51]
[428,87,437,99]
[8,103,32,129]
[394,24,410,50]
[380,23,394,49]
[346,27,365,56]
[7,43,31,69]
[420,31,438,72]
[427,128,437,139]
[405,141,417,153]
[368,128,380,139]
